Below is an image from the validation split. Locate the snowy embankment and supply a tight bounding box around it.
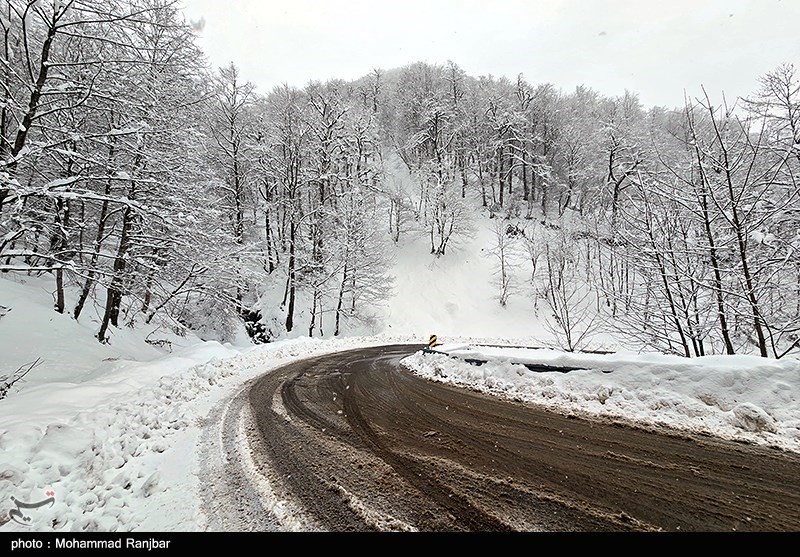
[0,273,423,532]
[402,345,800,453]
[0,334,418,532]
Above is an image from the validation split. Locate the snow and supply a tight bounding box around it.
[383,215,556,341]
[2,207,799,532]
[42,176,81,191]
[402,345,800,452]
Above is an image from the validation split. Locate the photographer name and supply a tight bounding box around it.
[11,537,171,551]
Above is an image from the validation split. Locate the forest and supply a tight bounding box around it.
[1,0,798,358]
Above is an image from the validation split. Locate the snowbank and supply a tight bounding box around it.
[402,348,800,453]
[0,332,418,532]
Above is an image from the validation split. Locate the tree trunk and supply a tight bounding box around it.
[54,268,65,314]
[308,288,317,337]
[74,180,113,320]
[522,151,529,201]
[507,145,513,196]
[97,207,132,343]
[497,146,504,207]
[460,155,468,198]
[0,4,11,164]
[698,187,735,355]
[3,15,58,211]
[285,222,296,333]
[51,198,69,314]
[334,260,349,336]
[265,205,276,273]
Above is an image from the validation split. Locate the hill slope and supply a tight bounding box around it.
[382,216,550,340]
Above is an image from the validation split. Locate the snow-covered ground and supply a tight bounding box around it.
[0,328,419,532]
[382,223,548,339]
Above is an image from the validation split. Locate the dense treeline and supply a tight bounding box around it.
[0,0,390,343]
[1,1,797,356]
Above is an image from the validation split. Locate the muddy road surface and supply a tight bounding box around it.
[236,344,800,532]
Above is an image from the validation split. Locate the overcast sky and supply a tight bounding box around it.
[181,0,799,109]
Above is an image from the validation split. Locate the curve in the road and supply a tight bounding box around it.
[242,344,800,532]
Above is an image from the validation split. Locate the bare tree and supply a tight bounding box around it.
[488,219,519,306]
[539,225,600,352]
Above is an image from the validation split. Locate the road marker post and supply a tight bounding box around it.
[423,334,441,354]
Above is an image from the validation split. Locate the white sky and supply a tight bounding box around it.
[180,0,800,109]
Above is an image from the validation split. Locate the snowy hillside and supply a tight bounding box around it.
[377,153,606,348]
[0,276,215,391]
[383,218,546,339]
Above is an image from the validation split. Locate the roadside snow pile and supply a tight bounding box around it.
[401,349,800,453]
[731,403,778,433]
[0,342,242,532]
[0,335,418,532]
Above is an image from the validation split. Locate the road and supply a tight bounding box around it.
[209,344,800,532]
